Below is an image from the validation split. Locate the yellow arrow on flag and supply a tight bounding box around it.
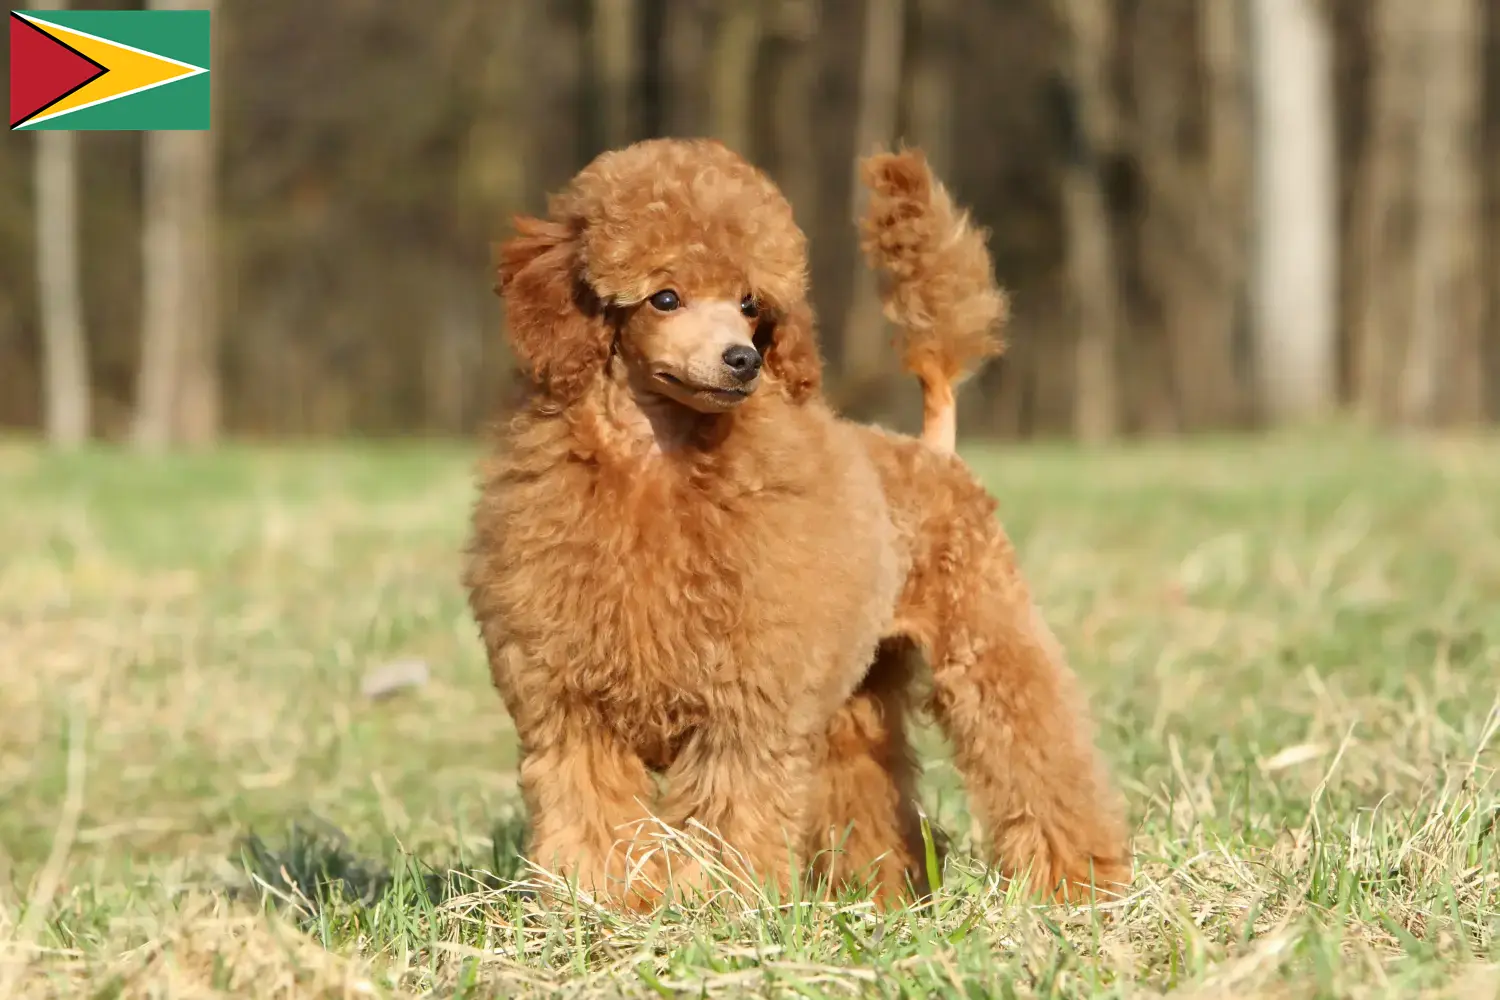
[18,14,206,126]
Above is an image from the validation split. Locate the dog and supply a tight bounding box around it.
[464,138,1131,910]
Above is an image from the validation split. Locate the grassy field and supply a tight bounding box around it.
[0,431,1497,998]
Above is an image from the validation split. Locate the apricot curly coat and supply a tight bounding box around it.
[465,138,1131,909]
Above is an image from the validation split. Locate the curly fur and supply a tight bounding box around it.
[859,148,1008,452]
[465,138,1131,911]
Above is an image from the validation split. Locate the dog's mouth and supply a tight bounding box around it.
[652,371,755,410]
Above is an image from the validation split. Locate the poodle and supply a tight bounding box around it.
[464,138,1131,910]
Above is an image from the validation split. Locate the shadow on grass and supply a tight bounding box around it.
[233,815,531,925]
[233,811,970,936]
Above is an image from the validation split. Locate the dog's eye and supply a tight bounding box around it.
[648,289,681,312]
[740,294,760,320]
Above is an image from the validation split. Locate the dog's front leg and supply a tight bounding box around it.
[517,720,664,912]
[653,728,817,904]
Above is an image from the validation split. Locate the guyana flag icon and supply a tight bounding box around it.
[9,9,210,130]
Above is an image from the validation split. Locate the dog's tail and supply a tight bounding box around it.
[858,149,1008,454]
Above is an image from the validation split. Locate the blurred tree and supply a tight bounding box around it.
[531,0,590,197]
[1351,0,1486,426]
[1396,0,1485,425]
[1487,2,1500,421]
[591,0,640,149]
[1117,0,1251,432]
[840,0,904,391]
[1052,0,1122,442]
[757,0,821,220]
[0,0,1496,439]
[1188,0,1252,427]
[1250,0,1337,422]
[657,0,710,136]
[33,1,90,448]
[900,0,954,175]
[133,0,218,450]
[709,0,763,154]
[444,0,533,429]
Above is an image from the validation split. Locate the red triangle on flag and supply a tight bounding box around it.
[9,13,109,128]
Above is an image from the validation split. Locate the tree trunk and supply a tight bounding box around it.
[1193,0,1252,427]
[660,0,710,136]
[36,133,90,447]
[1122,1,1249,434]
[1485,1,1500,422]
[1397,0,1484,426]
[707,0,763,155]
[526,0,588,198]
[133,131,187,450]
[759,0,821,217]
[171,119,218,447]
[841,0,905,385]
[1249,0,1338,422]
[451,0,531,426]
[1125,0,1190,435]
[1053,0,1122,443]
[591,0,639,150]
[31,0,90,448]
[901,0,954,176]
[1348,1,1416,421]
[133,0,218,450]
[1351,0,1486,426]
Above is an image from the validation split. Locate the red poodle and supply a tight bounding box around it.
[465,138,1131,910]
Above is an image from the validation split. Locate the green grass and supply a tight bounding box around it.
[1,430,1497,998]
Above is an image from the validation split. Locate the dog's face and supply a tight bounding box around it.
[615,279,770,413]
[496,139,824,407]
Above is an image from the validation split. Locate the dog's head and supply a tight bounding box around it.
[494,139,822,411]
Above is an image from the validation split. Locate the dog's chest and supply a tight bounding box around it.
[501,473,790,747]
[486,435,901,764]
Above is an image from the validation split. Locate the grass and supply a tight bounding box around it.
[0,429,1497,998]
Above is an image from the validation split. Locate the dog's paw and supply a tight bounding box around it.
[995,821,1132,905]
[1044,853,1132,904]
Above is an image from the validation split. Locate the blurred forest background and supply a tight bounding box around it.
[2,0,1498,447]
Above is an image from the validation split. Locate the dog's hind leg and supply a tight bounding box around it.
[806,638,931,907]
[895,484,1133,902]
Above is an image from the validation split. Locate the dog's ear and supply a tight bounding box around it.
[494,216,610,402]
[759,299,823,403]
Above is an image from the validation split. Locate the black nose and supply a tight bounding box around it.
[722,344,762,382]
